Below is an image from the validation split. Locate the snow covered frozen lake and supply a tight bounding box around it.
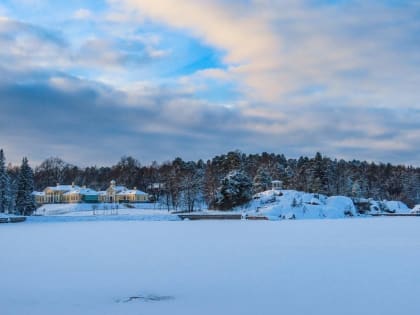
[1,217,419,315]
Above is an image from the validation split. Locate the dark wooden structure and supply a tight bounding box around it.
[370,213,420,217]
[0,216,27,223]
[178,213,243,220]
[246,216,269,220]
[178,213,270,220]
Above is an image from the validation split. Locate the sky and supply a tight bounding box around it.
[0,0,419,166]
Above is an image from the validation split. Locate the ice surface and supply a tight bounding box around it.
[1,218,419,315]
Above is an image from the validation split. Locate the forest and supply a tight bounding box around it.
[1,149,419,214]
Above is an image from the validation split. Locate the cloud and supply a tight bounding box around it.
[0,72,245,166]
[0,1,419,166]
[118,0,420,108]
[73,9,92,20]
[0,69,419,166]
[0,16,167,76]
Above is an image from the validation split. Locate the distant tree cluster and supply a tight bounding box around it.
[30,151,420,211]
[1,149,418,213]
[0,150,36,215]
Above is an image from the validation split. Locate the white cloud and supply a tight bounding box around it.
[1,1,419,165]
[73,8,92,20]
[118,0,420,110]
[0,17,168,77]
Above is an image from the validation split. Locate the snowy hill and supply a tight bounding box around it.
[238,189,411,220]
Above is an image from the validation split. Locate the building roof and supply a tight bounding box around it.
[63,188,98,196]
[32,191,45,196]
[117,189,148,196]
[109,185,127,193]
[45,185,80,192]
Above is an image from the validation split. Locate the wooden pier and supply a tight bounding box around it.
[0,216,27,223]
[178,213,243,220]
[246,216,269,220]
[178,213,269,220]
[370,213,420,217]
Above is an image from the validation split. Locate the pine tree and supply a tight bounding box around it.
[214,170,252,210]
[0,149,11,213]
[352,180,362,198]
[253,167,272,193]
[283,165,294,189]
[15,157,36,216]
[308,152,329,194]
[7,164,19,213]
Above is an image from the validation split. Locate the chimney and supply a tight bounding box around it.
[56,183,60,187]
[133,186,137,190]
[72,182,75,188]
[83,185,86,189]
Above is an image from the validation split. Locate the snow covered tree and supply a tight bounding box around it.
[15,157,36,215]
[0,149,11,213]
[160,162,180,211]
[351,180,362,198]
[203,161,220,207]
[6,164,19,213]
[253,167,272,193]
[111,156,141,189]
[291,156,310,192]
[34,157,68,189]
[282,165,294,189]
[308,152,329,194]
[214,170,252,210]
[179,161,203,212]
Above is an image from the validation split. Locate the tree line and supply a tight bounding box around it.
[0,149,419,215]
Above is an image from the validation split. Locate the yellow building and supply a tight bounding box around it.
[98,180,128,203]
[32,180,148,204]
[98,191,107,203]
[43,183,80,203]
[117,188,149,203]
[98,180,149,203]
[62,188,99,203]
[32,191,46,204]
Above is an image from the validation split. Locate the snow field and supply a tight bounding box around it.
[1,218,420,315]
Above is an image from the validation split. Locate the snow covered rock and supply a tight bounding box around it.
[324,196,356,218]
[384,201,410,214]
[411,205,420,214]
[244,190,357,220]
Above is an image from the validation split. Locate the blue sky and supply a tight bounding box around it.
[0,0,419,166]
